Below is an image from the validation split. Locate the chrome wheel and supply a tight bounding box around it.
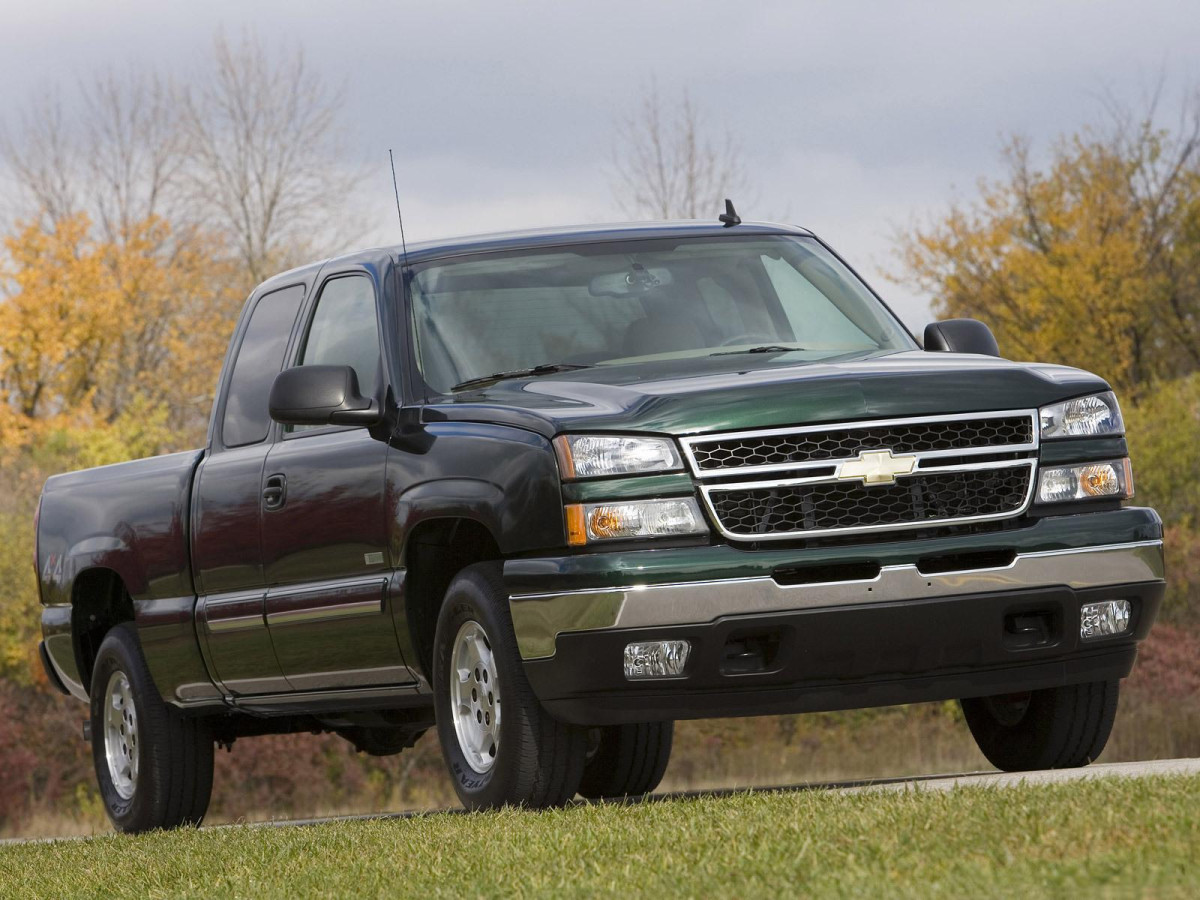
[450,620,501,774]
[103,670,139,801]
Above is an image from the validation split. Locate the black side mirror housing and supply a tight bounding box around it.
[269,365,382,427]
[923,318,1000,357]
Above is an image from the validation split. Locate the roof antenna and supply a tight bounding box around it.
[388,149,410,266]
[718,198,741,228]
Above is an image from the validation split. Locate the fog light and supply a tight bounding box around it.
[624,640,690,679]
[1080,599,1132,640]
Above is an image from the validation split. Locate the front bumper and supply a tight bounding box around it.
[505,508,1164,726]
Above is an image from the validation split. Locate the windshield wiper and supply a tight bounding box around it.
[711,344,808,356]
[451,363,593,392]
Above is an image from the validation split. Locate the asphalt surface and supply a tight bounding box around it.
[4,757,1197,846]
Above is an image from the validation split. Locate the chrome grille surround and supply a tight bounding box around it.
[681,410,1040,541]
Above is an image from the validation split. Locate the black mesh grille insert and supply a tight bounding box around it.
[690,416,1033,472]
[708,465,1032,536]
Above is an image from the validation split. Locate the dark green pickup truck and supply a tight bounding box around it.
[36,219,1163,831]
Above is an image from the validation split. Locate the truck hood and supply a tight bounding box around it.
[422,349,1111,438]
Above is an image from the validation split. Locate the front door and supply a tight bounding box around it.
[260,271,411,690]
[194,283,306,696]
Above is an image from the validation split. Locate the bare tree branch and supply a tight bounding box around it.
[80,70,186,245]
[0,89,81,227]
[610,81,748,221]
[176,31,364,283]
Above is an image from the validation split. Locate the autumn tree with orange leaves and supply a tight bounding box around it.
[0,213,237,456]
[895,105,1200,399]
[894,95,1200,621]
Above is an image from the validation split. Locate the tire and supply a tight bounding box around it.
[432,562,588,810]
[578,722,674,799]
[960,680,1119,772]
[89,623,214,833]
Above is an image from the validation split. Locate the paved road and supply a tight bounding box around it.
[5,757,1198,845]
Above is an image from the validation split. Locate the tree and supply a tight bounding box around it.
[1,29,362,290]
[610,82,748,220]
[1,73,183,246]
[0,30,362,430]
[177,32,362,283]
[0,212,235,444]
[893,97,1200,398]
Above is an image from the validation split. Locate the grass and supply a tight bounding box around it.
[2,775,1197,899]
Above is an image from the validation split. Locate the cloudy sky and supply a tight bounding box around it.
[4,0,1200,326]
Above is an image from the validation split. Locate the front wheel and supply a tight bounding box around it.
[432,563,588,810]
[578,722,674,799]
[90,624,214,833]
[960,680,1119,771]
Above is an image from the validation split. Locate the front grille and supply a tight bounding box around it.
[687,415,1033,474]
[684,411,1040,541]
[708,464,1033,538]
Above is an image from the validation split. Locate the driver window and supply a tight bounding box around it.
[290,274,382,432]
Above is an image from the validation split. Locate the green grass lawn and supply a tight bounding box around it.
[2,775,1197,899]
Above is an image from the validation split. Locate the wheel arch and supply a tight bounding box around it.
[71,566,136,695]
[400,516,504,681]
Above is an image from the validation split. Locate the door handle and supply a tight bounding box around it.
[262,474,287,510]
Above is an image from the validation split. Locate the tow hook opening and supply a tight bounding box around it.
[721,629,783,675]
[1003,607,1061,650]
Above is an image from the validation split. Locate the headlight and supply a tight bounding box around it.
[1037,458,1134,503]
[565,497,707,545]
[554,434,682,479]
[1039,392,1124,439]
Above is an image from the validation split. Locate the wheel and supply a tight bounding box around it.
[578,722,674,799]
[960,680,1119,772]
[432,562,588,810]
[89,623,214,833]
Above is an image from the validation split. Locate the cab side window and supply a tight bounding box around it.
[221,285,305,448]
[288,275,383,433]
[300,274,382,393]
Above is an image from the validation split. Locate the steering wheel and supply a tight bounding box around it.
[717,333,777,347]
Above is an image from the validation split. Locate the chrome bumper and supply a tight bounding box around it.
[509,540,1164,660]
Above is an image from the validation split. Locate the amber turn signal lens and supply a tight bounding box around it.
[553,436,576,481]
[1080,464,1117,496]
[1037,458,1133,503]
[565,504,587,546]
[563,498,708,545]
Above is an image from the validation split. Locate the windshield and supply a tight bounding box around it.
[409,235,915,393]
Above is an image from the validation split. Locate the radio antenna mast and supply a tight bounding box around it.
[388,149,409,266]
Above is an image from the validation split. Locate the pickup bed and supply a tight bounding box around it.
[36,219,1164,832]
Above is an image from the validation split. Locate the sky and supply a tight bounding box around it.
[2,0,1200,327]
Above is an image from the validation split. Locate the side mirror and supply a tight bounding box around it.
[923,318,1000,357]
[269,365,381,427]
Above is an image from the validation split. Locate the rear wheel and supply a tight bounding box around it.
[433,563,588,809]
[90,624,214,833]
[578,722,674,799]
[960,680,1119,771]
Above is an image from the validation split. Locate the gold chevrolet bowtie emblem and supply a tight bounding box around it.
[838,449,918,484]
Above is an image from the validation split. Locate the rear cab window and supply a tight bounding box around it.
[220,285,305,448]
